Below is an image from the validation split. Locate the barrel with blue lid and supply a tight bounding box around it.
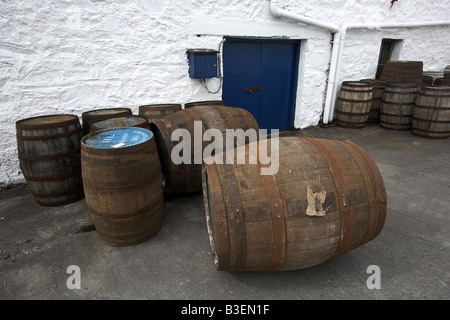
[81,127,164,246]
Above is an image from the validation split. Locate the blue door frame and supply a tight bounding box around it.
[222,38,301,132]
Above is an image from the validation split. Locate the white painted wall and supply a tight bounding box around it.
[1,0,449,187]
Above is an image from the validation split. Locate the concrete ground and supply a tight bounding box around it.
[1,124,449,301]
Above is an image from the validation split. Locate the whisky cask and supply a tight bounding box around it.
[82,108,132,135]
[336,81,373,128]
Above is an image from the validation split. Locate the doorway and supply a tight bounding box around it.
[222,38,301,132]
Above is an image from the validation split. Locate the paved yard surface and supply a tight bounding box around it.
[1,124,449,301]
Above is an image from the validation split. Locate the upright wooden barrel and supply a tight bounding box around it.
[82,108,132,135]
[361,79,387,123]
[202,136,387,272]
[16,115,84,207]
[380,83,420,131]
[336,81,373,128]
[150,105,260,194]
[380,61,424,85]
[185,100,225,109]
[412,86,450,139]
[81,127,163,247]
[90,115,150,132]
[138,104,182,123]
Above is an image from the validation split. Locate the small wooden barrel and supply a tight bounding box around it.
[435,78,450,87]
[380,61,424,85]
[16,115,84,207]
[90,115,150,132]
[138,104,182,123]
[380,83,420,131]
[361,79,387,123]
[82,108,132,135]
[202,136,387,272]
[336,81,373,128]
[150,105,259,194]
[412,86,450,139]
[185,100,225,109]
[81,127,164,247]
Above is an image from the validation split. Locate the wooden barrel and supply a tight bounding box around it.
[444,65,450,78]
[82,108,132,135]
[185,100,225,109]
[361,79,387,123]
[202,136,387,272]
[138,104,182,123]
[380,83,420,131]
[90,115,150,132]
[380,61,424,85]
[336,81,373,128]
[435,78,450,87]
[412,86,450,139]
[81,127,163,247]
[16,115,84,207]
[150,105,260,194]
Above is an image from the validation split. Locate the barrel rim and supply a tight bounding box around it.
[90,115,150,132]
[341,81,373,88]
[185,100,225,108]
[16,114,80,130]
[81,108,132,119]
[139,104,182,110]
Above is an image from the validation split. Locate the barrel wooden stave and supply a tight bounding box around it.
[138,104,182,123]
[90,115,149,132]
[361,79,386,123]
[82,108,132,135]
[202,136,387,272]
[16,115,84,206]
[336,81,373,128]
[150,105,260,194]
[81,128,164,246]
[412,86,450,139]
[380,83,420,131]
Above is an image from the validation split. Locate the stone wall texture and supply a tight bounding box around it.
[1,0,449,187]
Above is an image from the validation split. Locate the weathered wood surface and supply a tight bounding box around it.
[82,108,132,134]
[336,81,373,128]
[91,116,150,132]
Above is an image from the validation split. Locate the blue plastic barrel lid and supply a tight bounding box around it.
[85,128,153,149]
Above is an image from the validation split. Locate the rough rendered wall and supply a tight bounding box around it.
[1,0,449,187]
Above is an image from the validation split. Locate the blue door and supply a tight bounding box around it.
[222,38,300,132]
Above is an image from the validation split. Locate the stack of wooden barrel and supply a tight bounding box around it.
[336,61,450,139]
[15,98,389,273]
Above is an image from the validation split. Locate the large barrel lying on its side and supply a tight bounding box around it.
[16,115,85,207]
[184,100,225,109]
[150,105,259,194]
[202,136,387,272]
[82,108,132,135]
[81,127,164,247]
[336,81,373,128]
[412,86,450,139]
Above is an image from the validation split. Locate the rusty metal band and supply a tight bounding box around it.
[379,122,411,131]
[216,105,239,130]
[412,117,450,124]
[341,88,373,93]
[338,97,372,103]
[382,100,416,106]
[411,131,450,139]
[18,148,81,162]
[412,127,450,134]
[234,107,260,132]
[223,164,246,272]
[90,200,163,221]
[413,104,450,111]
[248,143,286,272]
[379,111,413,118]
[33,186,83,199]
[205,164,230,271]
[153,119,180,193]
[336,141,378,246]
[342,83,372,89]
[16,116,79,130]
[304,138,350,259]
[16,127,83,141]
[24,169,81,182]
[336,119,368,126]
[418,93,450,98]
[139,105,182,111]
[383,90,419,95]
[347,142,387,238]
[336,109,371,116]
